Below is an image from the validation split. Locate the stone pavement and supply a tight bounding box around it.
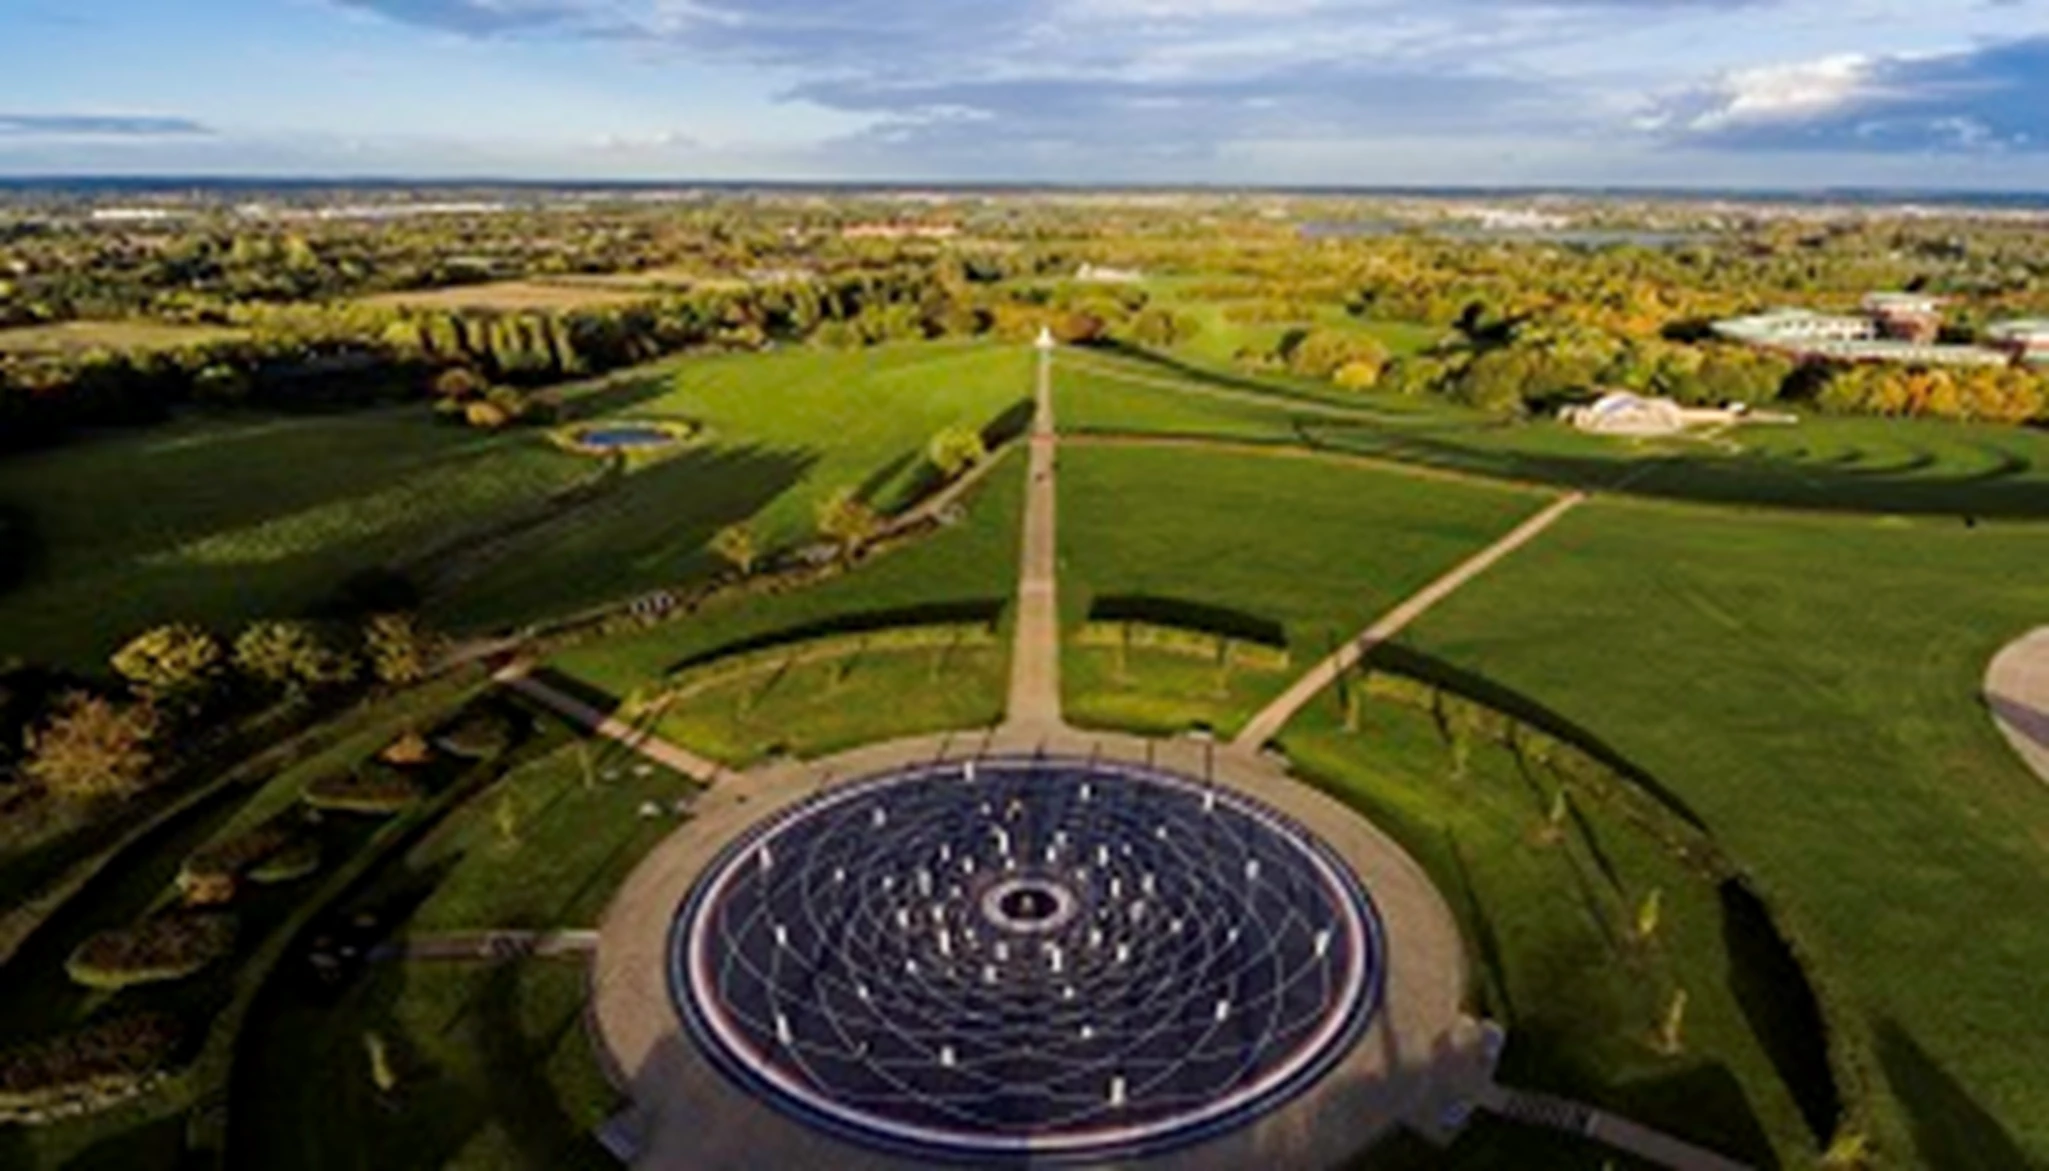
[1987,626,2049,787]
[495,663,723,784]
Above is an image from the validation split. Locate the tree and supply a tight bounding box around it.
[711,523,760,576]
[23,692,159,800]
[364,614,431,686]
[111,625,222,701]
[432,366,485,400]
[927,426,988,481]
[816,488,883,561]
[235,621,356,692]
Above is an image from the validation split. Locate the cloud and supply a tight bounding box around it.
[0,114,211,137]
[1643,35,2049,151]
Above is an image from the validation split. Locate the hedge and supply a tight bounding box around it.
[302,769,421,815]
[66,914,237,990]
[0,1013,184,1125]
[1075,621,1293,672]
[655,622,999,703]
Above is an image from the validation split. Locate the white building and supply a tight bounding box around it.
[1560,392,1797,437]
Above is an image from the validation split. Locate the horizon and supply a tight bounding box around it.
[4,1,2049,188]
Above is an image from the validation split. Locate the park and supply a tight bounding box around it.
[2,198,2048,1171]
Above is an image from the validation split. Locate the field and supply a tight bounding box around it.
[0,320,250,355]
[1060,344,2049,516]
[434,341,1032,631]
[1056,444,1548,735]
[1397,498,2049,1164]
[353,280,664,312]
[550,451,1026,759]
[0,342,1032,669]
[0,411,589,668]
[1137,276,1446,368]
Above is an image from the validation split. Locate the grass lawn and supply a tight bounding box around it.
[1283,694,1818,1166]
[549,451,1025,700]
[376,737,697,935]
[432,341,1034,632]
[649,645,1007,768]
[1055,346,2049,517]
[0,409,588,669]
[231,959,615,1171]
[1056,445,1550,736]
[354,280,660,312]
[1401,497,2049,1167]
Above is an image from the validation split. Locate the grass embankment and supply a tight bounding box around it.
[1285,692,1818,1167]
[1056,445,1547,736]
[431,341,1033,632]
[1402,499,2049,1167]
[548,453,1025,763]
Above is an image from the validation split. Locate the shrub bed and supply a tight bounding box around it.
[66,913,237,990]
[247,837,321,884]
[435,710,516,761]
[178,817,300,904]
[302,768,422,815]
[0,1013,184,1125]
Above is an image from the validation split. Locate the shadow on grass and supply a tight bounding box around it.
[556,371,686,422]
[1719,879,1840,1148]
[663,600,1008,676]
[470,964,613,1170]
[1364,642,1711,832]
[1877,1019,2039,1171]
[1299,415,2049,518]
[1614,1062,1781,1169]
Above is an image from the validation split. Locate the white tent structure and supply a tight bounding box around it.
[1559,392,1796,438]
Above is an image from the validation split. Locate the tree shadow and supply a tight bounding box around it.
[1876,1018,2039,1171]
[1717,879,1840,1148]
[1365,642,1712,832]
[1613,1061,1781,1170]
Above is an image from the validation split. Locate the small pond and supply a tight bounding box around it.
[570,424,683,451]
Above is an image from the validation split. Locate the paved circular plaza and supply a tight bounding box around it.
[670,756,1384,1163]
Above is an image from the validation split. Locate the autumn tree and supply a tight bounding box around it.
[816,488,883,562]
[234,621,357,692]
[24,692,159,800]
[927,425,988,480]
[364,614,432,686]
[711,523,760,576]
[111,625,223,702]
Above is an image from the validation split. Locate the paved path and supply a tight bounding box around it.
[496,664,723,784]
[1233,491,1586,751]
[1987,626,2049,787]
[1481,1086,1753,1171]
[376,929,600,962]
[1005,341,1064,732]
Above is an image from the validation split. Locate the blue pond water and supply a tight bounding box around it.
[575,425,676,450]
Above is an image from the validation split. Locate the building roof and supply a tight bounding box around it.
[1986,319,2049,343]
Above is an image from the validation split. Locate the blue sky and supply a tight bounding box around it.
[3,0,2048,186]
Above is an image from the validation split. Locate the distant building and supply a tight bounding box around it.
[1560,392,1797,437]
[1075,264,1143,284]
[1862,292,1946,343]
[1986,320,2049,365]
[1713,299,2014,368]
[841,222,960,240]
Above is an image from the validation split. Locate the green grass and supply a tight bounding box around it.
[430,341,1035,632]
[383,738,696,935]
[649,646,1007,768]
[0,409,588,669]
[1056,445,1549,735]
[231,960,615,1171]
[1399,498,2049,1166]
[549,451,1025,699]
[1283,694,1816,1166]
[1136,279,1444,367]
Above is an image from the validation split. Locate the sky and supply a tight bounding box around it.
[3,0,2049,187]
